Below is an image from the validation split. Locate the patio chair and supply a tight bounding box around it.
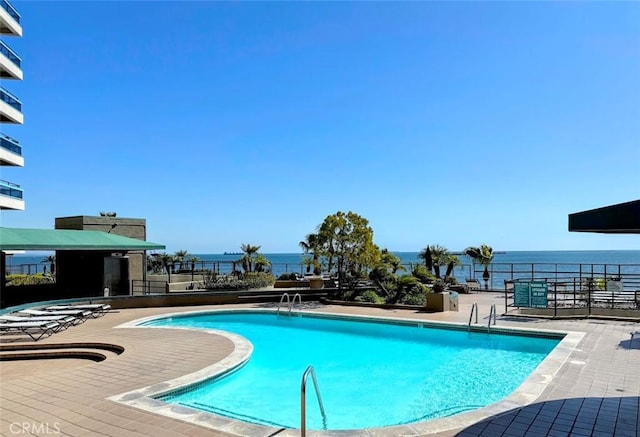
[18,308,92,322]
[465,279,480,293]
[0,320,61,341]
[45,304,111,318]
[0,314,77,329]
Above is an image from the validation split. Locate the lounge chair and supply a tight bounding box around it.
[0,314,77,329]
[631,331,640,342]
[0,320,61,341]
[465,279,480,293]
[44,304,111,318]
[18,308,92,321]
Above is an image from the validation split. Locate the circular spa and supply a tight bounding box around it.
[141,311,562,431]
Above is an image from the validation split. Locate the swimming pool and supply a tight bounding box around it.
[140,311,562,430]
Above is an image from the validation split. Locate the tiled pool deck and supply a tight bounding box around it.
[1,293,639,437]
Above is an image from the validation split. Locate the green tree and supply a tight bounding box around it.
[464,244,494,290]
[315,211,381,294]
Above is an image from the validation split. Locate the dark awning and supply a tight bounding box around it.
[568,200,640,234]
[0,227,166,251]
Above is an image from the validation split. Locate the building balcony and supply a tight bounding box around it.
[0,133,22,166]
[0,40,22,80]
[0,179,24,210]
[0,0,21,37]
[0,86,22,124]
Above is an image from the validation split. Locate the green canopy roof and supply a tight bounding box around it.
[0,227,165,251]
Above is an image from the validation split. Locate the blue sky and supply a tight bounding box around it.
[1,1,638,253]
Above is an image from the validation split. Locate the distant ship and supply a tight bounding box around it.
[223,252,242,256]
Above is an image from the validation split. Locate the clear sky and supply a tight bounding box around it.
[1,1,638,253]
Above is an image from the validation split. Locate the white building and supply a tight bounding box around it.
[0,0,24,210]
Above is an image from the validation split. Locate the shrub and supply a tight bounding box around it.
[355,290,385,304]
[200,272,275,290]
[6,274,55,286]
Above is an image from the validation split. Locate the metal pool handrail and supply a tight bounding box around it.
[301,365,327,435]
[291,293,302,313]
[468,302,478,330]
[488,303,497,331]
[276,293,290,316]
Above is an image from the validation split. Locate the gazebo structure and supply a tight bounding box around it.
[0,219,165,307]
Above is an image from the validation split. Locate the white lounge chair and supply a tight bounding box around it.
[19,308,92,321]
[0,320,61,341]
[0,314,77,329]
[45,304,111,318]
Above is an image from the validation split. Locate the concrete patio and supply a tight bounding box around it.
[1,293,638,436]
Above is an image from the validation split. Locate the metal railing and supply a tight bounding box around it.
[0,0,20,23]
[0,40,21,67]
[0,133,21,155]
[504,277,640,315]
[131,279,167,295]
[276,293,291,315]
[301,365,327,435]
[0,179,22,199]
[0,86,22,111]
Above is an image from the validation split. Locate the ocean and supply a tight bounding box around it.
[8,250,640,289]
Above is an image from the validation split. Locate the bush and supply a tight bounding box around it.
[6,274,55,286]
[200,272,275,290]
[355,290,385,304]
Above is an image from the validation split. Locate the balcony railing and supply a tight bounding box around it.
[0,132,21,155]
[0,86,21,111]
[0,0,20,23]
[0,40,21,68]
[0,179,23,199]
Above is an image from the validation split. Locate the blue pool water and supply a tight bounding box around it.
[143,312,560,430]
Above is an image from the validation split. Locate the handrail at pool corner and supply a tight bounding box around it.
[468,302,478,330]
[277,293,291,316]
[488,303,497,331]
[301,365,327,436]
[291,293,302,314]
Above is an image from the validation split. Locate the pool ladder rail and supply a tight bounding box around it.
[277,292,302,316]
[301,365,327,436]
[468,303,497,332]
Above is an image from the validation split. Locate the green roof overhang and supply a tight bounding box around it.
[0,227,166,251]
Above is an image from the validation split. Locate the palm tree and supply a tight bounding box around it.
[464,244,494,290]
[41,255,55,275]
[239,244,261,273]
[421,245,459,278]
[154,253,177,283]
[299,233,321,275]
[186,255,201,280]
[174,249,189,271]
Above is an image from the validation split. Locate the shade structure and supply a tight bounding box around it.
[0,227,165,251]
[568,200,640,234]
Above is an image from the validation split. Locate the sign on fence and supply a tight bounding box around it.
[514,281,548,308]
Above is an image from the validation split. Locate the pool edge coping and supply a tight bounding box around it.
[108,307,585,436]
